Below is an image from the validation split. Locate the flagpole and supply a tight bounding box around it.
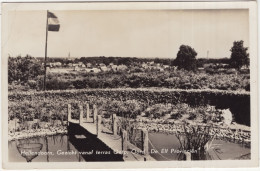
[43,10,49,91]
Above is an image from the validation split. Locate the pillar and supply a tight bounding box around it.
[86,103,90,121]
[93,104,97,123]
[67,104,71,126]
[113,114,117,135]
[142,129,149,156]
[79,104,83,125]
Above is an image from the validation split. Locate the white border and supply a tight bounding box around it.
[1,1,258,169]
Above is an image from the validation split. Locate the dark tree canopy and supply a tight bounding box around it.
[230,40,249,70]
[174,45,198,71]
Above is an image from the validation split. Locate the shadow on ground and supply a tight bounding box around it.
[68,122,124,161]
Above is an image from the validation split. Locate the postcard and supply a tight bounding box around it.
[1,1,258,169]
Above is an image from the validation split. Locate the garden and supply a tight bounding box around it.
[8,88,250,143]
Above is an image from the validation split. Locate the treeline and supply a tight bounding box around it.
[37,56,174,66]
[197,58,230,67]
[38,56,230,67]
[8,55,250,92]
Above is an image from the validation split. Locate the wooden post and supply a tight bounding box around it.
[86,103,90,121]
[67,104,71,126]
[93,104,97,123]
[112,114,117,135]
[184,152,191,160]
[142,129,149,156]
[96,115,102,137]
[122,130,128,152]
[79,104,83,125]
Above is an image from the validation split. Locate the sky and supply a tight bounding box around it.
[6,9,249,58]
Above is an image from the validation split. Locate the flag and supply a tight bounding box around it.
[48,11,60,32]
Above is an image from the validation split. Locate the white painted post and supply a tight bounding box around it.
[142,129,149,157]
[113,114,117,135]
[184,152,191,160]
[67,104,71,126]
[96,115,102,137]
[122,130,128,152]
[86,103,90,121]
[79,104,83,125]
[93,104,97,123]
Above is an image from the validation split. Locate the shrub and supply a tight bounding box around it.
[46,78,71,90]
[8,88,250,126]
[144,104,172,119]
[27,80,37,89]
[170,113,182,120]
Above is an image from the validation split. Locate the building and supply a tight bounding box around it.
[100,66,110,72]
[49,62,62,67]
[86,63,92,68]
[117,65,128,71]
[90,68,101,73]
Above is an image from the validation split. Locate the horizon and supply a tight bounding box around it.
[9,55,230,60]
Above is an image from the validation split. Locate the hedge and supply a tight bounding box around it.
[8,88,250,126]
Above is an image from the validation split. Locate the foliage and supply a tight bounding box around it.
[8,56,250,92]
[174,45,198,71]
[75,56,173,67]
[8,88,250,126]
[8,55,44,84]
[230,40,249,70]
[35,70,250,91]
[197,58,230,68]
[144,104,172,119]
[176,124,214,160]
[46,77,72,90]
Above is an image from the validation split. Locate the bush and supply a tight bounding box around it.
[144,104,172,119]
[9,67,250,91]
[46,78,71,90]
[8,88,250,126]
[27,80,37,89]
[170,113,182,120]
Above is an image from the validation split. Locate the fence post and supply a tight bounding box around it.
[93,104,97,124]
[122,130,128,152]
[112,114,117,135]
[184,152,191,161]
[86,103,90,121]
[142,129,149,157]
[79,104,83,125]
[67,104,71,126]
[96,115,102,137]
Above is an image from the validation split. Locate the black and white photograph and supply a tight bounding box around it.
[1,1,258,169]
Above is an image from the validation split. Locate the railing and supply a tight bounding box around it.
[67,102,151,160]
[67,102,251,160]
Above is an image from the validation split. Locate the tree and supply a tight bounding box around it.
[230,40,249,70]
[8,55,44,84]
[174,45,198,71]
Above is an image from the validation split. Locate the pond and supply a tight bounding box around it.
[148,132,251,160]
[9,134,84,162]
[9,132,250,162]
